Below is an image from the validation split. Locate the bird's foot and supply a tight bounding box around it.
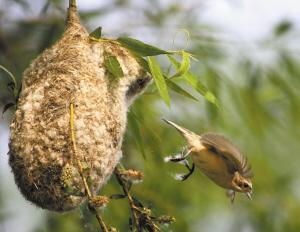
[181,162,195,181]
[164,147,192,163]
[165,147,195,181]
[173,161,195,181]
[226,190,236,203]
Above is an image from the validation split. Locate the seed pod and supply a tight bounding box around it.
[8,5,151,211]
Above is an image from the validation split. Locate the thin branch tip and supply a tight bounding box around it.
[69,0,77,8]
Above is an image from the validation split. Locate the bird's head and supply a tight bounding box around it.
[231,171,252,199]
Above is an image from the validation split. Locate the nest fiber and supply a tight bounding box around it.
[9,6,151,211]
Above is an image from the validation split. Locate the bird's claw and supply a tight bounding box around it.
[180,163,195,181]
[245,192,252,200]
[164,146,192,163]
[173,162,195,181]
[165,147,195,181]
[226,190,236,203]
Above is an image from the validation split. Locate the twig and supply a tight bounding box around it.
[67,0,80,26]
[69,0,77,8]
[69,102,109,232]
[114,166,140,230]
[114,166,175,232]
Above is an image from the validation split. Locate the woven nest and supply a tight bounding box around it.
[9,6,151,211]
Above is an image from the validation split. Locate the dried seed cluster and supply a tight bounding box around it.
[9,7,151,211]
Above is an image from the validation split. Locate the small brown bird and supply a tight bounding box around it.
[163,119,253,202]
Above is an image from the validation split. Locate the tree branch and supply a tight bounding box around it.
[115,166,140,230]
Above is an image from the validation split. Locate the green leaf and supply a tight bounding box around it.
[274,20,292,37]
[2,102,15,117]
[165,79,198,101]
[128,111,146,158]
[89,26,102,39]
[147,57,171,107]
[185,72,218,106]
[81,161,90,177]
[117,37,170,57]
[131,109,162,143]
[134,55,150,72]
[110,194,126,200]
[0,65,18,98]
[64,187,85,197]
[104,54,124,78]
[172,51,190,78]
[168,55,218,106]
[86,176,93,189]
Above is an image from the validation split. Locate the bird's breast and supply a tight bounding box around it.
[191,148,233,189]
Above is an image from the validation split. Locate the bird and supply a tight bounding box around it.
[163,119,253,202]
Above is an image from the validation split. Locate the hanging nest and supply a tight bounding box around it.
[8,4,151,211]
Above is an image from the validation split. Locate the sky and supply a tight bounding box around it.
[0,0,300,231]
[202,0,300,40]
[72,0,300,41]
[2,0,300,40]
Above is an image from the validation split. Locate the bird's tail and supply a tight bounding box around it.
[163,119,201,148]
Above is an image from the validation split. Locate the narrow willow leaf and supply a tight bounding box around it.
[2,102,15,117]
[172,51,190,78]
[128,111,146,158]
[117,37,170,57]
[126,181,133,191]
[86,176,93,190]
[132,196,144,208]
[134,55,150,72]
[147,56,170,107]
[130,109,162,143]
[110,194,126,199]
[185,72,218,106]
[7,82,15,92]
[81,161,90,177]
[89,26,102,39]
[129,218,133,230]
[64,187,85,197]
[166,79,198,101]
[274,20,292,37]
[0,65,18,97]
[168,56,218,106]
[104,55,124,78]
[40,0,51,14]
[16,83,22,103]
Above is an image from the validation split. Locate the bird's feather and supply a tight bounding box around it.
[200,133,253,178]
[163,119,201,148]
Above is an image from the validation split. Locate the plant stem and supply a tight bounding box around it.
[69,0,77,8]
[70,102,109,232]
[115,167,140,230]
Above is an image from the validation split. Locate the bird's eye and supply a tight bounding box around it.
[208,146,218,154]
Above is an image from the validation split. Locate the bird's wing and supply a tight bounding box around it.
[200,133,253,178]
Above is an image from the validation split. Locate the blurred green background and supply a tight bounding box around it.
[1,0,300,231]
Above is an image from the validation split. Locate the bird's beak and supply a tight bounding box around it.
[245,192,252,200]
[162,119,201,147]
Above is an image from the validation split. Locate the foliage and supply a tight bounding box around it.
[1,0,300,232]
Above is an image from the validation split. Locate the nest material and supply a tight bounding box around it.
[9,6,151,211]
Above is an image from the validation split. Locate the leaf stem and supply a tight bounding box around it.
[0,65,18,98]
